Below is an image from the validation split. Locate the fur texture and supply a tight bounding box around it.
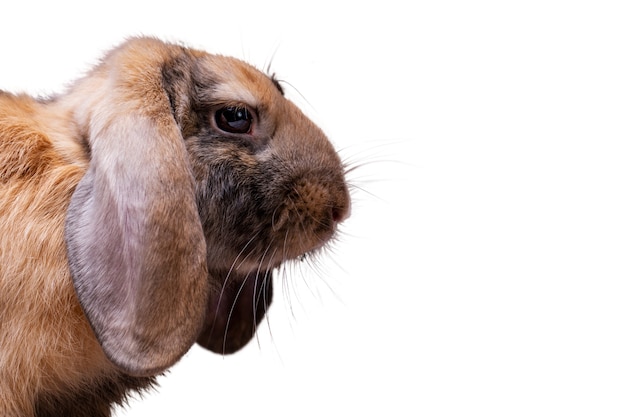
[0,37,349,416]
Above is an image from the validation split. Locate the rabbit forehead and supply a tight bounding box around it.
[196,54,279,106]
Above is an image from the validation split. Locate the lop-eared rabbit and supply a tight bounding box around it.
[0,37,350,416]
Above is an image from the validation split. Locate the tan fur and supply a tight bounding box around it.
[0,37,350,416]
[0,94,110,415]
[0,38,196,416]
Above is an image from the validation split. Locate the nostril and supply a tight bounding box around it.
[331,201,350,224]
[330,184,351,224]
[331,207,343,223]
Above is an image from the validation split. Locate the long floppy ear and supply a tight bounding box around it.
[197,270,273,354]
[65,40,209,376]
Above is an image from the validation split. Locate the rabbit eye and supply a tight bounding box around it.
[215,106,253,134]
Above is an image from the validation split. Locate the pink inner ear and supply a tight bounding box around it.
[196,270,273,355]
[65,114,210,377]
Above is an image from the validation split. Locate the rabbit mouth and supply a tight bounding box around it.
[267,178,350,262]
[206,179,349,273]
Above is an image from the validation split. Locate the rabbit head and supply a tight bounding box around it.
[63,38,350,377]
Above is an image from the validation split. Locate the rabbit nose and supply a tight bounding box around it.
[276,179,345,232]
[331,186,351,224]
[332,206,344,223]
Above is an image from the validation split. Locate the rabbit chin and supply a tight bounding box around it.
[203,245,315,275]
[204,227,338,275]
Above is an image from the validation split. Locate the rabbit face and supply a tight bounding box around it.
[174,54,351,355]
[169,54,351,273]
[60,39,350,372]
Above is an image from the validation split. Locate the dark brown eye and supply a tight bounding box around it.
[215,106,253,134]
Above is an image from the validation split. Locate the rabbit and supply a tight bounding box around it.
[0,37,350,417]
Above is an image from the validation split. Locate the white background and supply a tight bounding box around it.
[2,1,626,416]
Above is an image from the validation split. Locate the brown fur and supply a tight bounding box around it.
[0,37,349,416]
[0,93,134,416]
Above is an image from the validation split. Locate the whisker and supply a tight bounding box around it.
[233,231,263,270]
[343,159,404,176]
[229,231,261,273]
[250,242,275,347]
[205,231,262,349]
[286,262,308,317]
[263,44,281,76]
[221,281,246,355]
[220,231,260,301]
[274,79,315,110]
[254,262,275,350]
[281,233,297,322]
[288,187,335,236]
[347,182,385,202]
[304,251,343,305]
